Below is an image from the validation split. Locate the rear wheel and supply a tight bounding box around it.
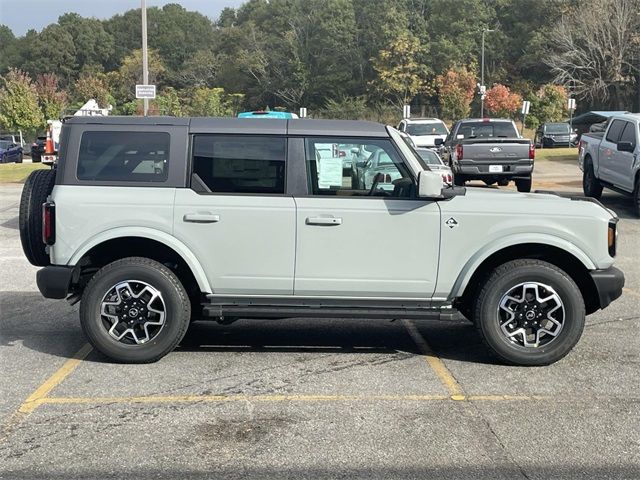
[80,257,191,363]
[473,259,585,366]
[515,177,532,192]
[453,174,465,186]
[19,168,56,266]
[583,160,603,199]
[633,180,640,218]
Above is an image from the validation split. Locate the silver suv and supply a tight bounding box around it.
[19,116,624,365]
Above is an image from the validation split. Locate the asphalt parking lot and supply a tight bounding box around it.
[1,157,639,479]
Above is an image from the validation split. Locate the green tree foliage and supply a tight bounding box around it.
[187,88,244,117]
[22,25,76,84]
[0,69,45,133]
[35,73,68,119]
[73,73,113,108]
[525,84,568,129]
[58,13,115,72]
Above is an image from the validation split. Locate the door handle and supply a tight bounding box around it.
[306,216,342,226]
[183,213,220,223]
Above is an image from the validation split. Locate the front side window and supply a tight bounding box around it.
[305,137,413,197]
[192,135,286,194]
[77,131,169,182]
[606,120,625,143]
[619,122,637,149]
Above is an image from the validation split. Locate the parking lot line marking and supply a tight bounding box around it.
[402,319,465,399]
[18,343,93,414]
[0,343,92,443]
[623,287,640,299]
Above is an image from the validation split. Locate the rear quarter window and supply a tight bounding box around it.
[77,131,170,182]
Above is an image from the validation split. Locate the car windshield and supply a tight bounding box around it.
[416,149,444,165]
[406,123,448,136]
[456,121,517,139]
[0,140,10,149]
[546,123,570,134]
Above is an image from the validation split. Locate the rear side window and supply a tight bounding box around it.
[619,122,637,148]
[192,135,286,194]
[77,131,169,182]
[605,120,625,143]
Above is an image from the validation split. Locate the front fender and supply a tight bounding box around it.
[67,226,212,294]
[448,233,596,300]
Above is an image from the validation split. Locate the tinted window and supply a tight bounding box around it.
[305,137,412,197]
[406,122,448,136]
[619,122,637,148]
[456,121,517,139]
[416,148,444,165]
[0,140,10,149]
[606,120,625,143]
[192,135,286,194]
[77,131,169,182]
[545,123,570,134]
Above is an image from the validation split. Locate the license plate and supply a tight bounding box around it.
[489,165,503,173]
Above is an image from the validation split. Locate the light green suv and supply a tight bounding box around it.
[20,116,624,365]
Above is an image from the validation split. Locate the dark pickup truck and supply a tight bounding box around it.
[439,118,535,192]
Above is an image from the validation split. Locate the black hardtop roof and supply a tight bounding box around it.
[65,116,388,137]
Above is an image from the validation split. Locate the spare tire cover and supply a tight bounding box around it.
[19,168,56,266]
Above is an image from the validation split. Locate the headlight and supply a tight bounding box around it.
[608,221,618,257]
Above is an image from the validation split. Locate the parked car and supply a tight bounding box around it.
[439,118,535,192]
[21,116,624,366]
[352,147,403,191]
[535,122,578,148]
[0,132,24,149]
[578,113,640,215]
[0,139,23,163]
[30,136,46,163]
[397,118,449,148]
[415,148,453,184]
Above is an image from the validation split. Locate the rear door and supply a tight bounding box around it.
[294,136,441,298]
[173,134,296,295]
[598,119,625,184]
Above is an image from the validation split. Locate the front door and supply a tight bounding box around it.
[611,121,637,192]
[294,136,441,298]
[173,134,296,295]
[598,119,625,184]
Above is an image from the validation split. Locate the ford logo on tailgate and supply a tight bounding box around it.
[489,147,503,153]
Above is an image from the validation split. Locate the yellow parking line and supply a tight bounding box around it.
[623,287,640,299]
[0,343,92,443]
[402,319,465,399]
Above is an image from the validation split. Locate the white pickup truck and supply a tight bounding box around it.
[579,113,640,215]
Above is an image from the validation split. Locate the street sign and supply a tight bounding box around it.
[521,101,531,115]
[479,85,486,94]
[402,105,411,119]
[299,107,307,118]
[135,84,156,99]
[567,98,576,111]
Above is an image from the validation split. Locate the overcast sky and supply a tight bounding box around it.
[0,0,245,36]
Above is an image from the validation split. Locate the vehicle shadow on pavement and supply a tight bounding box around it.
[0,214,18,230]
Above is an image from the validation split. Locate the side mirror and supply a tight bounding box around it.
[456,134,464,140]
[434,138,444,146]
[355,160,368,168]
[617,141,635,153]
[350,148,359,154]
[418,170,443,198]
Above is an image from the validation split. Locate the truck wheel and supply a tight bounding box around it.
[634,182,640,218]
[80,257,191,363]
[473,259,585,366]
[515,177,532,192]
[583,161,603,199]
[19,168,56,266]
[453,174,465,186]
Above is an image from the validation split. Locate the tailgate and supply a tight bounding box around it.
[460,138,531,162]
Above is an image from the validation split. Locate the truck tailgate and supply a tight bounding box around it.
[460,138,531,162]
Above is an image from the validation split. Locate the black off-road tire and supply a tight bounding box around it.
[515,177,532,192]
[80,257,191,363]
[453,174,465,186]
[583,159,603,199]
[633,180,640,218]
[19,168,56,266]
[473,259,585,366]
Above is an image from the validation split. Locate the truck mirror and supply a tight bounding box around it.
[617,141,635,153]
[434,138,444,146]
[418,170,443,198]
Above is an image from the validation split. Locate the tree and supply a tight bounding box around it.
[186,87,243,117]
[73,73,112,107]
[58,13,115,71]
[526,84,567,128]
[22,24,76,85]
[484,84,522,118]
[369,32,430,106]
[435,65,477,120]
[545,0,640,109]
[35,73,68,120]
[156,87,183,116]
[0,69,44,133]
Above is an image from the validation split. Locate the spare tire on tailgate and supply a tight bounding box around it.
[19,168,56,266]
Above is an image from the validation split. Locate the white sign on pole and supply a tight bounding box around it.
[403,105,411,119]
[567,98,576,111]
[521,100,531,115]
[479,85,486,94]
[136,84,156,99]
[299,107,308,118]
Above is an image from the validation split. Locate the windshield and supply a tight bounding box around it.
[545,123,570,134]
[416,149,444,166]
[0,140,10,149]
[456,121,518,139]
[406,122,448,136]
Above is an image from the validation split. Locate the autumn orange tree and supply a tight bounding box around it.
[484,84,522,118]
[435,65,476,120]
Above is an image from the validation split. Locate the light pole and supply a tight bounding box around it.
[141,0,149,116]
[480,28,494,118]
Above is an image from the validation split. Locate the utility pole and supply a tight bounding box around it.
[480,28,494,118]
[141,0,149,116]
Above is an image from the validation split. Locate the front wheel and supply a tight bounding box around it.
[80,257,191,363]
[515,177,532,192]
[473,259,585,366]
[453,174,465,186]
[16,152,23,163]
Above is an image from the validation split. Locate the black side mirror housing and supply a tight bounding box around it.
[434,138,444,146]
[617,141,635,153]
